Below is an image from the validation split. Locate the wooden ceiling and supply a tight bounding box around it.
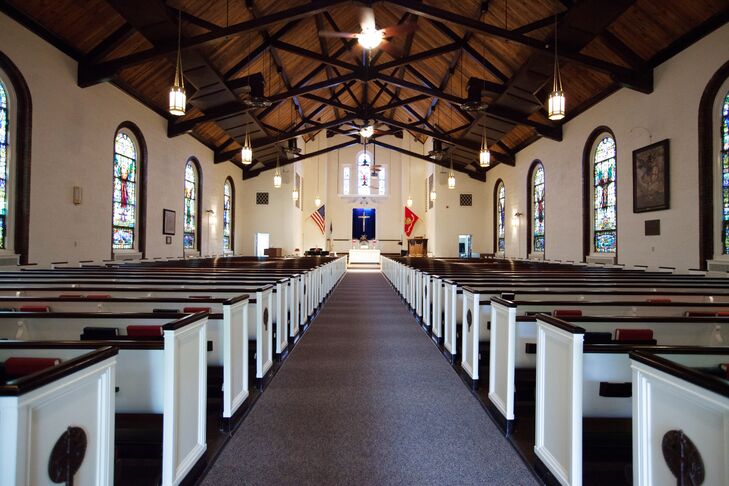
[3,0,728,180]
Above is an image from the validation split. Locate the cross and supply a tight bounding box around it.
[357,213,370,232]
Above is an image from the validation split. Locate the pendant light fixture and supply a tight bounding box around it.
[479,122,491,168]
[168,9,186,116]
[273,102,282,188]
[291,105,299,201]
[241,30,254,164]
[314,135,322,207]
[547,16,566,120]
[273,164,282,188]
[406,137,414,207]
[447,103,456,189]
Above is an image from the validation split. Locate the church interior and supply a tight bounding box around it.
[0,1,728,485]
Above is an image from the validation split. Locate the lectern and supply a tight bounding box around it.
[407,238,428,257]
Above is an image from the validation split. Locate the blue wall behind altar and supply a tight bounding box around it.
[352,208,376,240]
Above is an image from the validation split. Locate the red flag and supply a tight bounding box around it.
[404,206,419,237]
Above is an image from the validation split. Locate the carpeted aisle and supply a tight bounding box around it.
[201,271,538,486]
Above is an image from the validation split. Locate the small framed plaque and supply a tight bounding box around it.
[163,209,176,235]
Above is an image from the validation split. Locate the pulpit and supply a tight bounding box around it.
[408,238,428,257]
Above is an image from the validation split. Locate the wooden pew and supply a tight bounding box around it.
[629,348,729,485]
[0,344,117,486]
[0,312,208,485]
[488,298,729,433]
[534,315,729,485]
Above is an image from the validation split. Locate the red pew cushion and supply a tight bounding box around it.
[183,307,211,314]
[19,306,50,312]
[553,309,582,317]
[614,328,654,342]
[4,357,61,377]
[126,325,163,338]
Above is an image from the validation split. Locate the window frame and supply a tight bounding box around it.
[526,160,545,256]
[493,179,505,254]
[183,157,203,251]
[111,128,139,252]
[711,79,729,260]
[582,126,617,261]
[223,176,235,253]
[0,54,31,264]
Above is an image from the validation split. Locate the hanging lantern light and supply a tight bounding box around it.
[406,195,413,208]
[241,132,253,165]
[448,172,456,189]
[430,189,437,201]
[479,120,491,168]
[547,18,566,121]
[273,170,282,188]
[168,10,186,116]
[292,187,299,201]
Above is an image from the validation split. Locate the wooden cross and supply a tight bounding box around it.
[357,213,370,232]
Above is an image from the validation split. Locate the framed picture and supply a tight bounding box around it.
[162,209,176,235]
[633,139,670,213]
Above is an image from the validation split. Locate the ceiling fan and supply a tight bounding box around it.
[318,7,417,58]
[342,120,387,140]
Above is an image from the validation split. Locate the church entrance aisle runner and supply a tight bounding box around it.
[201,272,537,485]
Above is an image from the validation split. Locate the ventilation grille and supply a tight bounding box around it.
[586,255,615,265]
[460,194,473,206]
[256,192,269,205]
[707,260,729,272]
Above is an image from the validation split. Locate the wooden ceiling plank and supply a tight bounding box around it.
[384,0,653,93]
[78,0,348,87]
[84,23,135,63]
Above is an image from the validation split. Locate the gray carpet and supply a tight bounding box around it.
[201,271,538,486]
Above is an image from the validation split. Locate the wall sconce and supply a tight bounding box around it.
[72,186,82,205]
[512,211,523,226]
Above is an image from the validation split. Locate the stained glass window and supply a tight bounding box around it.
[532,164,545,253]
[184,160,198,249]
[497,182,505,252]
[722,92,729,253]
[593,136,617,253]
[223,179,233,251]
[357,152,371,196]
[378,165,386,196]
[112,131,137,249]
[342,166,350,195]
[0,81,7,250]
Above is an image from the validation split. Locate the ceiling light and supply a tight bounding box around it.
[448,172,456,189]
[358,27,384,50]
[292,187,299,201]
[360,125,374,138]
[241,134,253,165]
[406,195,413,208]
[547,18,566,121]
[168,10,186,116]
[314,195,322,207]
[273,170,282,188]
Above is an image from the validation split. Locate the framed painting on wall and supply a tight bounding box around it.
[162,209,176,235]
[633,139,670,213]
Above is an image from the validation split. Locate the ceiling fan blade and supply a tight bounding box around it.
[378,39,403,59]
[359,7,376,31]
[382,22,418,37]
[318,31,358,39]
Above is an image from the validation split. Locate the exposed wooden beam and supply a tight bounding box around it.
[216,115,356,162]
[223,20,298,80]
[373,94,429,114]
[270,40,359,71]
[511,13,566,35]
[84,23,135,63]
[78,0,348,87]
[242,139,358,179]
[373,139,487,181]
[374,42,462,72]
[384,0,653,93]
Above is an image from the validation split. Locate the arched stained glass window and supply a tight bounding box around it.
[497,182,505,252]
[342,166,350,195]
[223,179,233,251]
[0,81,8,249]
[593,136,617,253]
[184,160,198,249]
[721,92,729,253]
[112,130,138,249]
[532,164,545,253]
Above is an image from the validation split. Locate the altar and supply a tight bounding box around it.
[348,248,381,264]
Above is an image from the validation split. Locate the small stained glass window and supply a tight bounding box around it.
[497,182,505,252]
[593,136,617,253]
[532,164,545,253]
[378,165,386,196]
[184,160,198,249]
[223,180,233,251]
[112,130,137,249]
[0,81,8,249]
[721,92,729,253]
[343,166,350,195]
[357,152,372,196]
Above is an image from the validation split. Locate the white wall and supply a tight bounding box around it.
[0,13,244,265]
[484,22,729,271]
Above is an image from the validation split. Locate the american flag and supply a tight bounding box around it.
[311,205,326,234]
